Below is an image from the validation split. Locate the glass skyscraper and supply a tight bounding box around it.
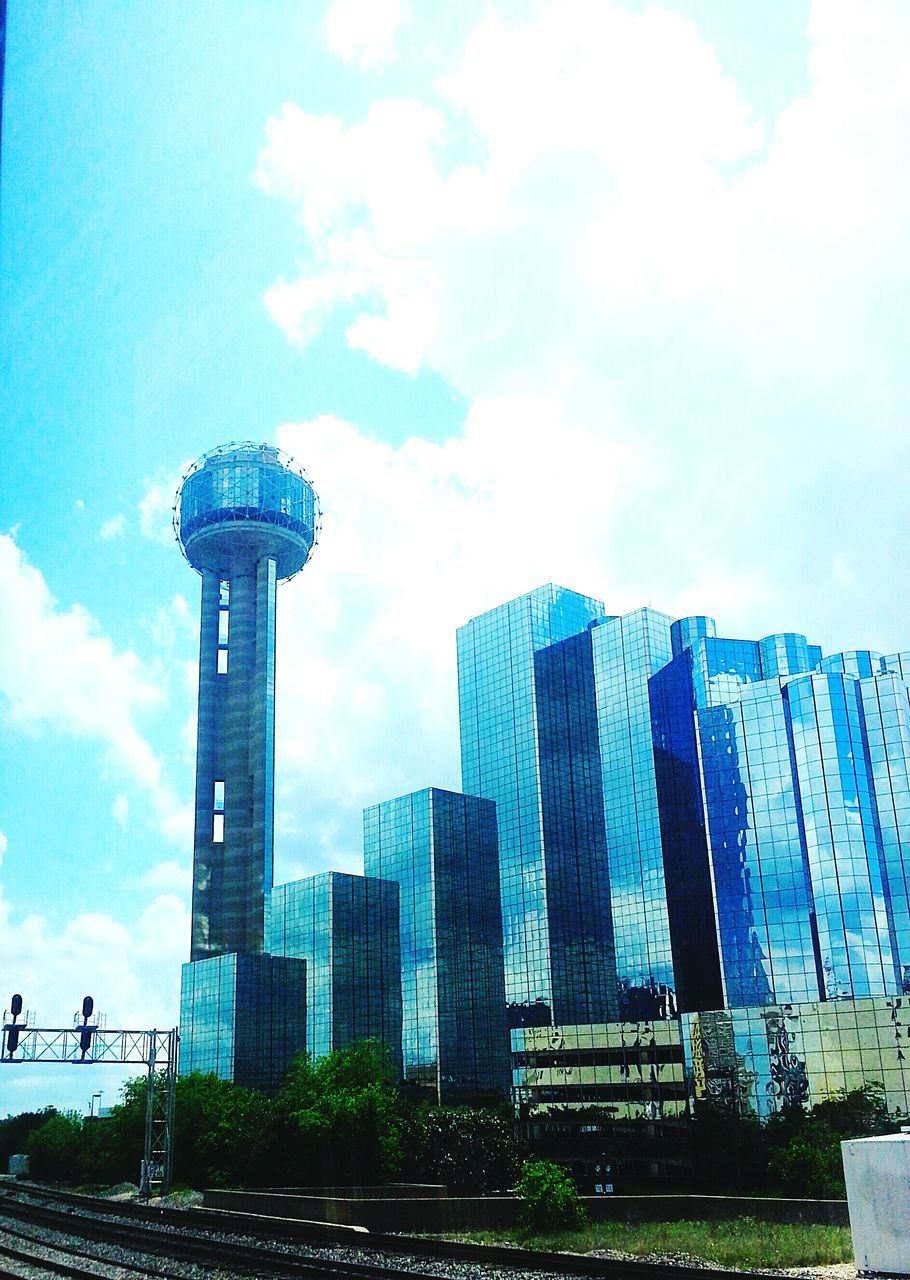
[457,586,606,1026]
[178,952,307,1093]
[175,444,318,1090]
[266,872,402,1073]
[458,588,679,1026]
[363,787,509,1101]
[589,609,676,1018]
[650,620,910,1013]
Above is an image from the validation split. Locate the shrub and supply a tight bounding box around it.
[402,1104,519,1193]
[515,1159,587,1234]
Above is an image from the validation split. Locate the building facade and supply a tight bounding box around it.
[266,872,402,1073]
[651,621,910,1013]
[457,586,606,1027]
[363,787,509,1101]
[175,444,318,1089]
[512,994,910,1187]
[178,952,307,1093]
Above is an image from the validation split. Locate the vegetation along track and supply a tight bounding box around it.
[0,1183,772,1280]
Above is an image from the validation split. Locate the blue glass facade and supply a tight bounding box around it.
[363,788,509,1101]
[590,609,676,1018]
[534,631,619,1024]
[176,444,319,963]
[457,586,606,1026]
[651,627,910,1012]
[265,872,402,1073]
[178,952,307,1093]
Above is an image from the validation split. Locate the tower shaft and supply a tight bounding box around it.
[191,555,277,960]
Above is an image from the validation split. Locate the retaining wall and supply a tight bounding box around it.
[202,1189,849,1231]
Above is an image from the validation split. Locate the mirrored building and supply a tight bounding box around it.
[178,952,307,1093]
[651,622,910,1012]
[175,444,319,1090]
[266,872,402,1074]
[457,586,606,1027]
[363,787,509,1101]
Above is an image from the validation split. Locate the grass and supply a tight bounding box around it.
[448,1217,854,1269]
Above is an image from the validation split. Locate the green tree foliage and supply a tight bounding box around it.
[766,1084,893,1198]
[689,1083,898,1199]
[24,1111,83,1180]
[274,1041,404,1187]
[401,1103,519,1193]
[515,1159,587,1234]
[689,1102,768,1193]
[0,1108,57,1170]
[173,1072,276,1188]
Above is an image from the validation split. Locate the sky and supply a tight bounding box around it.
[1,0,909,1117]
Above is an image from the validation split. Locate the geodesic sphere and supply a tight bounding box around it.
[175,443,320,580]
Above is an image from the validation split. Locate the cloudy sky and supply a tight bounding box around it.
[2,0,909,1114]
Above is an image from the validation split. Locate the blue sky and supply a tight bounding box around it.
[1,0,908,1115]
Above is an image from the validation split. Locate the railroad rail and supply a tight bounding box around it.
[0,1182,773,1280]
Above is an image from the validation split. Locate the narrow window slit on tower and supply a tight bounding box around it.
[217,578,230,673]
[213,780,225,842]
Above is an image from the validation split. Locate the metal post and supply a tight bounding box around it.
[140,1029,156,1200]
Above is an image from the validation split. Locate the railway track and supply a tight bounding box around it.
[0,1193,447,1279]
[0,1182,773,1280]
[0,1218,196,1279]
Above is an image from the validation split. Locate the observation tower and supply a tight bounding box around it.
[175,443,320,961]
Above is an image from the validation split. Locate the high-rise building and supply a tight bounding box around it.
[363,787,509,1101]
[175,443,320,960]
[178,952,307,1093]
[588,608,676,1018]
[175,442,319,1089]
[457,586,606,1026]
[266,872,402,1073]
[533,628,620,1024]
[651,622,910,1012]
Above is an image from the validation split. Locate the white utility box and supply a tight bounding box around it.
[842,1130,910,1277]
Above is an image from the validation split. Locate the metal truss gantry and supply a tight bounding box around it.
[1,1022,179,1198]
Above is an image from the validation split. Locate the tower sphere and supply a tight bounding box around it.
[174,442,321,581]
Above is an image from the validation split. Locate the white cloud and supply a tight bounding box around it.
[0,832,7,864]
[99,514,125,541]
[140,859,190,894]
[139,466,188,546]
[322,0,408,68]
[259,0,910,432]
[270,402,657,872]
[112,794,129,827]
[0,882,188,1030]
[0,533,186,843]
[148,593,195,650]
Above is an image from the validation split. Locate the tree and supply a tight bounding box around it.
[172,1072,277,1188]
[402,1103,519,1193]
[514,1159,587,1234]
[0,1109,57,1171]
[767,1084,896,1199]
[275,1041,404,1187]
[25,1112,82,1180]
